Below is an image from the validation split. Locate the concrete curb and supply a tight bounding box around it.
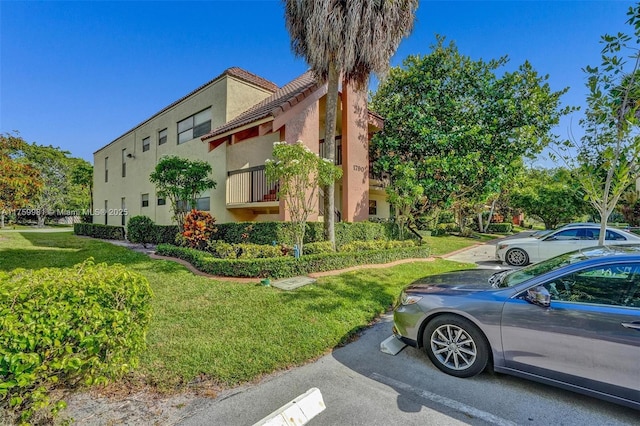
[252,388,325,426]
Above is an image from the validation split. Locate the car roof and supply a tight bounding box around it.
[577,244,640,259]
[558,222,598,228]
[553,224,628,232]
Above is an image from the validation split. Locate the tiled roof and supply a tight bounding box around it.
[202,71,320,140]
[225,67,279,92]
[94,67,278,154]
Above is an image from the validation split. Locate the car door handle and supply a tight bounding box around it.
[621,322,640,330]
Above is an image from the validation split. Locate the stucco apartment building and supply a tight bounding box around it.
[93,67,390,226]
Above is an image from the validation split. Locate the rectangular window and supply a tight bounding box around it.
[196,197,210,211]
[142,137,150,152]
[141,193,149,207]
[104,157,109,182]
[177,108,211,144]
[158,128,167,145]
[104,200,108,225]
[122,149,127,177]
[121,197,126,226]
[157,197,166,206]
[369,200,377,216]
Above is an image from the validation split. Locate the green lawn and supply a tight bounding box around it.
[0,231,476,391]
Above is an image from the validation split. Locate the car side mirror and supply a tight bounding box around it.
[525,286,551,307]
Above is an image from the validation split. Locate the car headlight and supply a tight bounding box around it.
[497,243,509,250]
[400,291,422,305]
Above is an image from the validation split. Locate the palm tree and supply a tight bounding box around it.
[283,0,418,249]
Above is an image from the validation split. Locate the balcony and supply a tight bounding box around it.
[226,165,279,212]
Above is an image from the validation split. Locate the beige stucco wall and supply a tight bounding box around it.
[226,133,279,171]
[368,190,391,220]
[93,75,273,226]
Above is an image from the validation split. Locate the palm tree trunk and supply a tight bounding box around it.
[323,62,340,250]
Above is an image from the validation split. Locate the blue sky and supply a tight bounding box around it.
[0,1,633,166]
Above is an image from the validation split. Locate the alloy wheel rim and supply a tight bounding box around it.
[430,324,477,370]
[508,250,526,265]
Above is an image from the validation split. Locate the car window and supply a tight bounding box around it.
[539,263,640,307]
[547,229,581,240]
[606,230,627,241]
[501,251,591,287]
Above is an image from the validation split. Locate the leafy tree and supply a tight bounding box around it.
[70,160,93,213]
[555,4,640,244]
[370,37,573,227]
[509,168,589,229]
[283,0,418,249]
[149,156,216,225]
[265,141,342,254]
[0,133,42,227]
[22,144,74,227]
[617,189,640,226]
[385,163,424,240]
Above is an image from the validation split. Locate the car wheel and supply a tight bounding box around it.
[423,315,489,378]
[505,248,529,266]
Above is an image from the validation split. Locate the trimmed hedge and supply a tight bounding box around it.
[340,240,416,252]
[74,223,125,240]
[215,221,402,246]
[487,222,513,233]
[206,241,283,259]
[151,224,181,245]
[303,241,334,255]
[156,244,430,279]
[0,260,152,422]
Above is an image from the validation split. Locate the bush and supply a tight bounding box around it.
[487,222,513,233]
[303,241,334,255]
[156,244,430,279]
[215,221,398,246]
[183,210,217,250]
[127,215,155,247]
[0,259,152,423]
[73,223,125,240]
[340,240,415,252]
[151,224,181,245]
[436,223,459,234]
[206,241,283,259]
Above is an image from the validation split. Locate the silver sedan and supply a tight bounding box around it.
[393,245,640,409]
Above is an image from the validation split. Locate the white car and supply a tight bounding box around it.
[496,225,640,266]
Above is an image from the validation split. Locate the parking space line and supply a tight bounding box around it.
[370,373,516,426]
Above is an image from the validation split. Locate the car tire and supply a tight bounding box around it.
[505,248,529,266]
[422,314,489,378]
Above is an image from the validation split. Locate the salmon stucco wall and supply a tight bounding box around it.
[280,99,320,222]
[341,80,369,222]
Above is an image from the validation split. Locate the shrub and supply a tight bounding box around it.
[183,210,217,250]
[151,225,180,245]
[215,221,398,246]
[0,259,152,423]
[235,243,282,259]
[340,240,415,252]
[487,222,513,233]
[206,241,283,259]
[436,223,459,234]
[303,241,334,255]
[127,215,155,247]
[207,240,236,259]
[73,223,125,240]
[156,244,430,279]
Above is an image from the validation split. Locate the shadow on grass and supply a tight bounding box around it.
[276,270,398,343]
[0,232,155,271]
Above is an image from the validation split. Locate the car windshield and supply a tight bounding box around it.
[498,250,592,288]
